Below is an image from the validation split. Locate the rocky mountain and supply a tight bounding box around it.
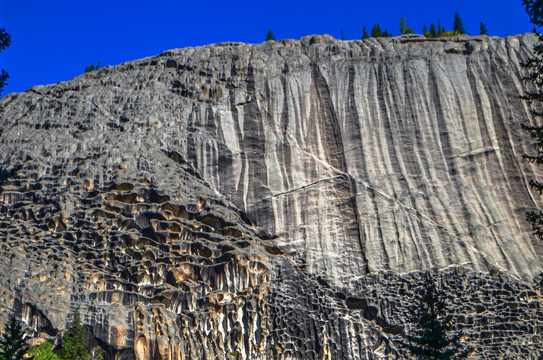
[0,33,543,359]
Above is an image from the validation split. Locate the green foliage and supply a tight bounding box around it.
[0,317,33,360]
[371,23,382,38]
[0,30,10,56]
[401,275,470,360]
[479,22,488,35]
[340,27,345,40]
[429,23,437,38]
[437,18,445,37]
[523,4,543,353]
[520,29,543,241]
[523,0,543,26]
[61,310,89,360]
[399,17,407,34]
[59,311,102,360]
[84,61,101,73]
[425,19,446,38]
[362,26,369,40]
[30,342,58,360]
[452,12,466,34]
[89,346,102,360]
[266,29,275,41]
[0,28,11,96]
[399,17,414,35]
[422,25,429,37]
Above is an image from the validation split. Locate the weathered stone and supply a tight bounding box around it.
[0,33,542,359]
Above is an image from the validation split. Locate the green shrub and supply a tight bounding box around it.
[30,342,58,360]
[85,61,101,73]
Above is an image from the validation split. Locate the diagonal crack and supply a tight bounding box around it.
[275,130,523,281]
[260,175,345,200]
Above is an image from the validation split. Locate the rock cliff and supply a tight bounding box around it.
[0,33,543,359]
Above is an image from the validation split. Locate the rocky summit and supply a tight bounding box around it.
[0,33,543,359]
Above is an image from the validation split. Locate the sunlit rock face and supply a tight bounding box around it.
[1,33,543,359]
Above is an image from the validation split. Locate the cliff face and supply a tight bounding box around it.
[1,33,543,359]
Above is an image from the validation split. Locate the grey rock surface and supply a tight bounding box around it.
[0,33,543,359]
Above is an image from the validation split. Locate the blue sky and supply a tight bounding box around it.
[0,0,534,95]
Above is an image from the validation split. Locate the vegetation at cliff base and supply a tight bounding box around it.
[0,317,33,360]
[30,342,58,360]
[61,310,102,360]
[61,310,89,360]
[401,275,470,359]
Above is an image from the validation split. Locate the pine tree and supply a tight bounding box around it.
[523,0,543,26]
[429,23,437,38]
[0,317,33,360]
[399,17,407,34]
[266,29,276,41]
[362,26,369,40]
[61,310,90,360]
[371,23,383,38]
[340,27,345,40]
[0,28,11,96]
[401,275,469,360]
[453,12,466,35]
[437,18,445,37]
[399,17,414,35]
[383,29,390,38]
[479,22,488,35]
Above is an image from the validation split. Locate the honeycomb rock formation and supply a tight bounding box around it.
[1,33,543,359]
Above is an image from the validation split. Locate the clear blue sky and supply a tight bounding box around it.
[0,0,534,95]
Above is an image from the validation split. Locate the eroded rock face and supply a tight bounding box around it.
[0,33,543,359]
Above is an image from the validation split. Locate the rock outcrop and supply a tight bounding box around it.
[0,33,543,359]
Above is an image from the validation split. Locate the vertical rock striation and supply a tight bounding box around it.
[0,33,542,358]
